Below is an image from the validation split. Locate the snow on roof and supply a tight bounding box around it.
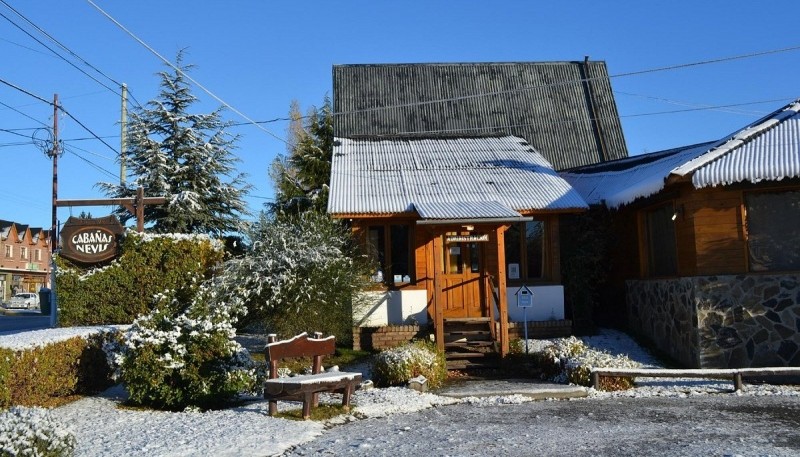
[413,200,522,220]
[328,135,588,216]
[562,98,800,208]
[561,143,713,208]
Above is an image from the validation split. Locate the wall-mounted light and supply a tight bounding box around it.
[671,204,683,221]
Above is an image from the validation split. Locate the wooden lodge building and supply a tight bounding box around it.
[328,61,629,365]
[0,220,51,302]
[562,98,800,368]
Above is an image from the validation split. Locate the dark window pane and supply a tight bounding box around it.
[644,204,677,276]
[525,221,544,279]
[505,224,521,279]
[746,190,800,272]
[367,226,385,273]
[447,243,463,274]
[470,242,480,273]
[390,225,411,279]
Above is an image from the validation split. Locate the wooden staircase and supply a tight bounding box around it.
[443,317,499,370]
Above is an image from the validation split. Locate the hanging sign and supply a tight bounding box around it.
[446,234,489,243]
[60,215,125,265]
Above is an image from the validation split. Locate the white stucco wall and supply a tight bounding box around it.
[503,285,565,322]
[354,289,428,327]
[354,285,564,327]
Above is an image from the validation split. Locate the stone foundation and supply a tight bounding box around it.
[627,274,800,368]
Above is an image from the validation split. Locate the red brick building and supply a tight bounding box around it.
[0,220,51,302]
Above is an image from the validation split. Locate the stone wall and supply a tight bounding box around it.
[627,274,800,368]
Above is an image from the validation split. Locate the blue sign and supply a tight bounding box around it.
[516,285,533,308]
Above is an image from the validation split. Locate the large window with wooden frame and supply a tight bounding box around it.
[4,245,11,258]
[366,224,414,286]
[745,189,800,272]
[504,220,546,281]
[641,202,678,277]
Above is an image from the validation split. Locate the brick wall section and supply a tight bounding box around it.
[353,320,573,350]
[507,319,573,340]
[352,325,432,351]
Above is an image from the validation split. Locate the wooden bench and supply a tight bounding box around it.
[264,332,362,420]
[591,367,800,392]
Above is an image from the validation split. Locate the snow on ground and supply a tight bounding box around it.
[0,325,123,350]
[6,327,800,456]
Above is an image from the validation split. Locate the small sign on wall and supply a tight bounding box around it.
[508,263,520,279]
[516,285,534,308]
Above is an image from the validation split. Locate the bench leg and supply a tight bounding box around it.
[591,372,600,390]
[733,373,743,392]
[341,383,355,412]
[268,400,278,416]
[312,392,320,408]
[302,392,314,420]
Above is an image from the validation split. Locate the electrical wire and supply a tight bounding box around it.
[62,144,118,179]
[0,99,49,127]
[87,0,286,144]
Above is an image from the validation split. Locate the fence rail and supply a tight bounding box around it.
[591,367,800,392]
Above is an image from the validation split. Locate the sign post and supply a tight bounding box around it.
[515,285,534,353]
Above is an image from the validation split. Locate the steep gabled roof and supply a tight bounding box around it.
[562,98,800,208]
[333,61,628,171]
[328,135,588,216]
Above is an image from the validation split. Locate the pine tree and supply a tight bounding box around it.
[268,97,333,216]
[98,51,250,236]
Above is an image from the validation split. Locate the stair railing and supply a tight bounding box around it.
[486,274,499,341]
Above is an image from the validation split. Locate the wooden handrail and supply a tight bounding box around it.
[486,274,499,341]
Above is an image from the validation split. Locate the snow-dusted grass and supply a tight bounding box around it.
[3,326,799,456]
[0,326,124,351]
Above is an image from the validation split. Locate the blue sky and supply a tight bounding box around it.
[1,1,798,229]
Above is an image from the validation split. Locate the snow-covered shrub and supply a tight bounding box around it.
[371,340,447,389]
[57,232,224,326]
[104,282,256,411]
[217,211,373,344]
[532,336,639,390]
[0,406,76,457]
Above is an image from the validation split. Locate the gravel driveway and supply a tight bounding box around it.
[283,394,800,456]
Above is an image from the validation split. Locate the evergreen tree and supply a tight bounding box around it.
[98,51,250,236]
[269,97,333,216]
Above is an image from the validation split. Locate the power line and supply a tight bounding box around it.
[87,0,286,144]
[58,105,119,155]
[0,99,49,127]
[62,144,118,179]
[0,7,120,96]
[0,77,51,105]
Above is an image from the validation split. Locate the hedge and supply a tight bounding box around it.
[56,233,224,327]
[0,334,113,408]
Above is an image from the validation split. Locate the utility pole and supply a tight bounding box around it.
[49,94,60,327]
[120,83,127,185]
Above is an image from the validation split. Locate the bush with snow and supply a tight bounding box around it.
[104,281,256,411]
[531,336,640,390]
[217,211,373,344]
[0,406,76,457]
[371,340,447,389]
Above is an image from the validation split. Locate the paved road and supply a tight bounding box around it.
[0,310,51,333]
[284,394,800,456]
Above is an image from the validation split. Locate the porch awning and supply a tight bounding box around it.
[413,200,531,225]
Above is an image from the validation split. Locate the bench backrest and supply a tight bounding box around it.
[265,332,336,379]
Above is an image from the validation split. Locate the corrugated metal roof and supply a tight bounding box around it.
[561,143,713,208]
[414,201,522,220]
[332,62,628,171]
[328,135,588,216]
[689,102,800,187]
[562,98,800,208]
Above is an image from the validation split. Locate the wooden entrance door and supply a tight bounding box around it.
[441,239,485,318]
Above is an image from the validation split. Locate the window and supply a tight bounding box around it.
[642,203,677,277]
[504,220,545,281]
[4,245,11,258]
[35,250,41,262]
[20,247,28,260]
[367,224,413,284]
[745,190,800,272]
